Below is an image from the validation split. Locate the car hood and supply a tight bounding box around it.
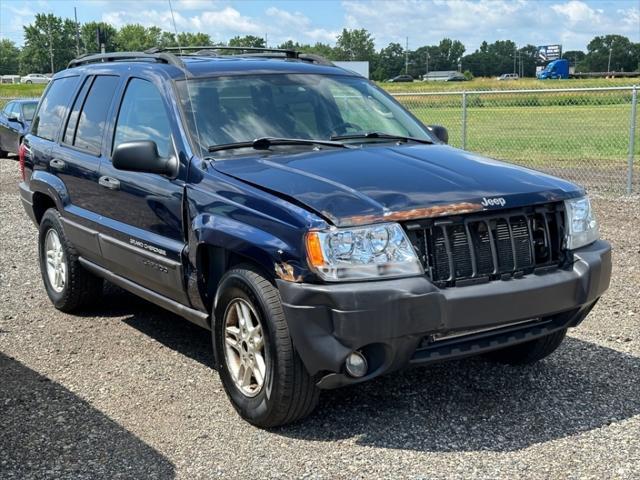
[212,144,583,227]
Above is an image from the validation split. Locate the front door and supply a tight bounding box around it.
[93,77,188,303]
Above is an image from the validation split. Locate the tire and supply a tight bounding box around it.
[484,329,567,365]
[38,208,103,312]
[213,265,319,428]
[26,80,32,84]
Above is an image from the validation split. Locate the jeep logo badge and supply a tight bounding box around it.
[481,197,507,207]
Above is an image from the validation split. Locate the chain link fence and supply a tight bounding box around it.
[393,86,639,195]
[2,85,638,194]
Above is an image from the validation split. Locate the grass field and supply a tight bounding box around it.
[0,83,46,100]
[380,76,640,92]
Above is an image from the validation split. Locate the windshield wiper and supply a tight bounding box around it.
[208,137,349,153]
[330,131,433,144]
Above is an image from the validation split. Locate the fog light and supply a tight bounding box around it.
[345,351,368,378]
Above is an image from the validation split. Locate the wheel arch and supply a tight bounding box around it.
[28,171,69,224]
[189,214,307,318]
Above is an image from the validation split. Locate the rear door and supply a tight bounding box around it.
[51,74,121,262]
[93,76,188,303]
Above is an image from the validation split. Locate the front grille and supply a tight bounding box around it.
[405,203,566,287]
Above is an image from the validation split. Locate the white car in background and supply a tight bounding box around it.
[20,74,51,84]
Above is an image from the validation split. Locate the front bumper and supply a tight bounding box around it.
[277,240,611,388]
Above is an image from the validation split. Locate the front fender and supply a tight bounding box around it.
[190,213,308,284]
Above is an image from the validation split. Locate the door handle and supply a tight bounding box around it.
[98,176,120,190]
[49,158,65,170]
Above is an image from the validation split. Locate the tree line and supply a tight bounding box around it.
[1,13,638,79]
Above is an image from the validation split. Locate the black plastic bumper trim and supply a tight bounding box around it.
[278,240,611,386]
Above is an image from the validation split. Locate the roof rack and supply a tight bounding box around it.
[67,51,188,72]
[146,46,297,57]
[145,46,334,66]
[66,46,334,70]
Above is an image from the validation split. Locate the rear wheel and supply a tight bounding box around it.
[214,266,319,428]
[38,209,103,312]
[484,329,567,365]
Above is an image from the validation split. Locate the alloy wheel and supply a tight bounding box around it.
[44,229,66,293]
[223,298,267,397]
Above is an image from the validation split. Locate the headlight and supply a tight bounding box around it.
[305,223,423,281]
[564,196,599,250]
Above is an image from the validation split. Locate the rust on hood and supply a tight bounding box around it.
[339,202,484,226]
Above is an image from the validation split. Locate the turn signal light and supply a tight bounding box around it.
[305,232,325,268]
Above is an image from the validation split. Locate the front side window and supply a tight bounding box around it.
[113,78,172,158]
[21,102,37,121]
[32,76,80,141]
[176,74,432,153]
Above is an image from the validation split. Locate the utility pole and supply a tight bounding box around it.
[405,37,409,75]
[74,7,80,56]
[425,51,429,76]
[47,16,54,74]
[607,39,614,73]
[514,45,517,74]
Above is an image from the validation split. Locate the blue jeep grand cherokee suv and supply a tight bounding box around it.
[19,48,611,427]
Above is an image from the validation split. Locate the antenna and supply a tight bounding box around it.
[167,0,205,159]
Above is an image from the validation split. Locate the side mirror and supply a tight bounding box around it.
[7,114,21,124]
[427,125,448,144]
[112,140,177,176]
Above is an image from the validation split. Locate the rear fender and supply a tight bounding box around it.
[29,170,69,210]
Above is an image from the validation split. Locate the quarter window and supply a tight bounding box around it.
[73,76,119,155]
[32,76,80,141]
[113,79,172,158]
[63,77,92,146]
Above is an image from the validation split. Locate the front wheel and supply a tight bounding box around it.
[213,266,319,428]
[484,329,567,365]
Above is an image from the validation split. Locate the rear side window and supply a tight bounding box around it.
[113,79,171,158]
[32,76,79,141]
[72,76,120,155]
[2,102,14,116]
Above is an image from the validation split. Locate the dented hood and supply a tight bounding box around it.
[212,144,583,226]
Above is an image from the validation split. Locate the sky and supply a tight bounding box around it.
[1,0,639,53]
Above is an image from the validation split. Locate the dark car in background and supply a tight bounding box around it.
[0,99,38,156]
[19,48,611,428]
[387,74,414,82]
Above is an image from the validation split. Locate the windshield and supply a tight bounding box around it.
[21,103,37,121]
[176,74,432,153]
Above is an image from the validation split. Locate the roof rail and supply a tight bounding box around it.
[146,46,298,58]
[66,47,334,70]
[145,46,334,66]
[67,51,189,73]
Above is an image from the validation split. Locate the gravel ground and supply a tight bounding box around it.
[1,157,639,479]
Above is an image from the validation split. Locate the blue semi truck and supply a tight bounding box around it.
[537,58,570,79]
